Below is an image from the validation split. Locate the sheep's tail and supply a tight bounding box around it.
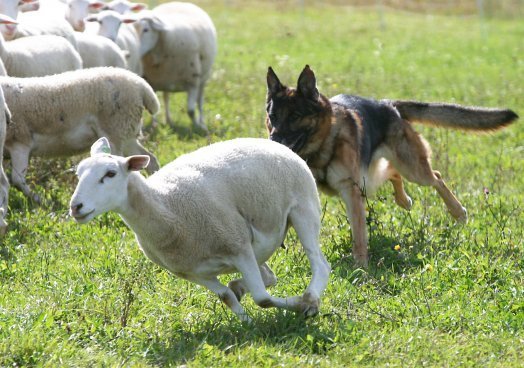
[140,79,160,116]
[389,100,518,131]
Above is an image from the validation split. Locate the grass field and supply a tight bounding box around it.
[1,2,523,367]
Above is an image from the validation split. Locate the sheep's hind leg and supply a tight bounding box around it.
[187,86,208,134]
[195,276,251,322]
[288,203,331,317]
[234,250,325,318]
[8,143,40,203]
[228,262,277,301]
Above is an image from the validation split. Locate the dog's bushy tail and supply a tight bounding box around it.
[389,100,518,131]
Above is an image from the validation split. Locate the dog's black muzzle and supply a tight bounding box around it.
[270,130,309,154]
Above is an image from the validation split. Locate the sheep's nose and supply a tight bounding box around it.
[70,202,83,216]
[75,21,85,32]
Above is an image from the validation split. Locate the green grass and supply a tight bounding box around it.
[1,2,523,367]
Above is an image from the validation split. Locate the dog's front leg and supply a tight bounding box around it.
[339,181,369,267]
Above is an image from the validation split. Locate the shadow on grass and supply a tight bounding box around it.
[144,310,340,366]
[328,233,424,283]
[143,116,209,142]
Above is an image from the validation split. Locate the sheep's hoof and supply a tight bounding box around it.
[228,279,247,302]
[31,193,42,205]
[298,292,320,318]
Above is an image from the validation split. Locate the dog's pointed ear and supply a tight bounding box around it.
[267,67,284,97]
[297,65,319,101]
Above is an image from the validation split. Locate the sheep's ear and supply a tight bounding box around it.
[267,67,284,97]
[0,14,18,25]
[121,14,138,24]
[297,65,319,101]
[130,3,147,12]
[126,155,150,171]
[90,137,112,156]
[88,1,106,11]
[85,15,99,23]
[149,15,166,31]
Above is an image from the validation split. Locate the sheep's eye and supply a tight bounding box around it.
[100,170,117,183]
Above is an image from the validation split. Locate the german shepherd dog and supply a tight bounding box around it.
[265,65,518,267]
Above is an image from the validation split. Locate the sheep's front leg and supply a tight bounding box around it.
[195,276,251,322]
[228,262,278,301]
[163,92,173,128]
[8,143,40,203]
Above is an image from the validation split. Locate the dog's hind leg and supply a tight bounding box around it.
[388,167,413,210]
[385,121,467,222]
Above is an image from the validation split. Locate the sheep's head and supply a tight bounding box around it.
[103,0,147,15]
[134,11,163,57]
[85,10,137,42]
[65,0,105,32]
[0,12,18,41]
[70,137,149,224]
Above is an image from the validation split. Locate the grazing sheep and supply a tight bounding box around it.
[70,137,331,321]
[135,2,217,132]
[86,10,143,75]
[0,14,82,77]
[1,67,160,202]
[74,31,127,69]
[0,84,11,236]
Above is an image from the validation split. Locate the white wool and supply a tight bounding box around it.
[0,67,160,202]
[70,138,330,321]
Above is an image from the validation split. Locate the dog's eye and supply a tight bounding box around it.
[100,170,117,183]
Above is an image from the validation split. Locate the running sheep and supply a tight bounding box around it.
[1,67,160,203]
[70,137,331,322]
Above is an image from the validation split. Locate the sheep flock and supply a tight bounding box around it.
[0,0,332,320]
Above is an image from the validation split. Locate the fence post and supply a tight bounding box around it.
[476,0,487,38]
[377,0,386,31]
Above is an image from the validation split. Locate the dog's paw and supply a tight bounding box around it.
[455,206,468,223]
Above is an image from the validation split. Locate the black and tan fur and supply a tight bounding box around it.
[265,65,518,267]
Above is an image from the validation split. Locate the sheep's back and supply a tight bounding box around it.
[149,138,318,215]
[0,68,152,142]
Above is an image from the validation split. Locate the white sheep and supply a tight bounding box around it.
[64,0,105,32]
[1,67,160,202]
[135,2,217,132]
[0,14,82,77]
[85,10,143,75]
[74,31,127,69]
[102,0,147,15]
[0,0,77,48]
[0,84,11,236]
[70,137,331,321]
